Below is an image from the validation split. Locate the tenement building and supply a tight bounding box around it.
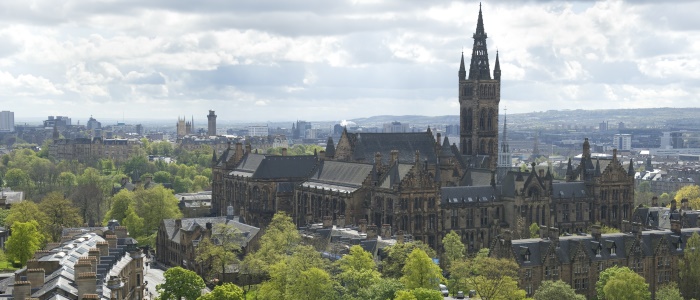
[210,6,637,253]
[49,133,140,163]
[490,224,700,299]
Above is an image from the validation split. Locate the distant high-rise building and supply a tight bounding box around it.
[599,121,608,131]
[43,116,71,129]
[613,134,632,151]
[207,110,217,136]
[176,116,192,138]
[0,111,14,132]
[248,125,269,137]
[618,122,625,130]
[383,121,409,133]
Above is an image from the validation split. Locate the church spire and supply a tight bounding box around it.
[469,3,491,80]
[459,52,466,80]
[494,50,501,80]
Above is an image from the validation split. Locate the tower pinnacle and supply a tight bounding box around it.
[494,50,501,80]
[469,4,491,80]
[459,52,466,80]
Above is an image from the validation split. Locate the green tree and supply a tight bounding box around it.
[441,231,465,269]
[173,176,193,193]
[57,171,77,195]
[600,225,620,234]
[192,175,210,191]
[257,245,329,300]
[635,181,654,206]
[122,206,146,239]
[5,201,48,233]
[655,282,683,300]
[103,189,135,224]
[602,268,650,300]
[674,184,700,210]
[72,167,110,225]
[447,259,470,297]
[153,171,172,184]
[133,185,182,234]
[408,288,443,300]
[394,290,417,300]
[4,168,32,191]
[596,266,649,300]
[40,192,83,242]
[0,208,10,227]
[336,245,381,297]
[679,232,700,300]
[465,256,525,300]
[381,241,436,278]
[529,223,540,238]
[533,280,584,300]
[287,267,337,300]
[254,212,301,268]
[6,221,43,265]
[157,266,205,300]
[400,248,444,290]
[357,278,404,300]
[195,223,242,280]
[197,283,244,300]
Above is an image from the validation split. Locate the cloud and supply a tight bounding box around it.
[0,0,699,122]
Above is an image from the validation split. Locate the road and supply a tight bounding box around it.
[144,259,165,300]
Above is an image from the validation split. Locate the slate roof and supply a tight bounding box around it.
[162,217,260,247]
[506,228,700,267]
[378,163,413,189]
[441,185,500,205]
[552,182,588,200]
[229,153,265,176]
[251,155,317,179]
[301,161,374,194]
[346,132,437,163]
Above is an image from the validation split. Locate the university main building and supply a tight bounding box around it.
[210,6,698,298]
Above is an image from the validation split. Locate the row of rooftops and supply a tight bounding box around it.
[502,225,700,267]
[0,226,142,300]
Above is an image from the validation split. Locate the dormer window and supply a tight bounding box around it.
[610,244,617,256]
[675,236,683,250]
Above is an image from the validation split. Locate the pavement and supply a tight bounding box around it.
[144,258,166,300]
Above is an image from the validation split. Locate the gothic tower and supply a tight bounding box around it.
[459,5,501,170]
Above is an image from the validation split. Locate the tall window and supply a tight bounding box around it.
[480,208,488,226]
[451,209,459,228]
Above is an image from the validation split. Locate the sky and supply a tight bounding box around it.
[1,0,699,123]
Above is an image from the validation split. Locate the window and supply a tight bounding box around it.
[466,209,474,227]
[414,215,423,231]
[480,208,488,226]
[562,204,570,222]
[610,244,617,256]
[414,198,421,210]
[428,214,436,230]
[524,269,532,279]
[451,210,459,228]
[576,203,583,221]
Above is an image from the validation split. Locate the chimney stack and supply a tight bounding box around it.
[322,216,332,229]
[337,215,345,228]
[539,225,549,239]
[13,281,31,300]
[27,269,45,290]
[381,224,391,239]
[681,198,689,211]
[396,230,404,243]
[77,272,97,300]
[592,224,602,240]
[651,196,658,207]
[97,241,109,256]
[282,148,288,156]
[106,234,117,249]
[359,219,367,233]
[366,225,378,240]
[671,219,681,234]
[114,226,127,238]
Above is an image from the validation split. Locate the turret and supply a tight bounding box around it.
[459,52,466,81]
[494,50,501,80]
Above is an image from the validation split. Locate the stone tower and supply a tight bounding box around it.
[207,110,217,136]
[459,5,501,170]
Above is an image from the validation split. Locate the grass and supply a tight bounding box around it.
[0,260,19,272]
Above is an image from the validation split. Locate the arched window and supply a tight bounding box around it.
[480,140,486,154]
[462,108,468,131]
[462,138,467,155]
[467,139,472,155]
[467,108,473,131]
[487,109,493,130]
[488,140,494,155]
[479,109,486,129]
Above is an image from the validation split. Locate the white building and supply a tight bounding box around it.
[613,134,632,151]
[0,111,14,132]
[248,125,269,137]
[383,121,409,133]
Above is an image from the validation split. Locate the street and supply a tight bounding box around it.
[144,259,165,300]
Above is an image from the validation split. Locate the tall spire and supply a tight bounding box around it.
[469,3,491,80]
[459,52,466,80]
[494,50,501,80]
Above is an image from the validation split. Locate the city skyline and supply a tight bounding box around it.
[1,1,699,122]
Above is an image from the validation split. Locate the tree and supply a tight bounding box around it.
[679,232,700,300]
[72,167,110,225]
[602,268,650,300]
[195,223,242,280]
[133,185,182,234]
[57,171,77,195]
[596,266,649,300]
[0,208,10,227]
[197,283,244,300]
[635,181,654,206]
[5,201,48,234]
[529,222,540,238]
[400,248,444,290]
[192,175,210,192]
[153,171,172,184]
[465,256,525,300]
[533,280,584,300]
[287,267,337,300]
[157,266,205,300]
[394,290,417,300]
[103,189,135,224]
[357,278,404,300]
[442,231,465,269]
[655,282,683,300]
[4,168,32,191]
[40,192,83,242]
[173,176,193,193]
[674,185,700,210]
[408,288,443,300]
[336,245,381,297]
[447,259,470,297]
[254,212,301,268]
[258,245,329,300]
[381,241,437,278]
[6,221,43,265]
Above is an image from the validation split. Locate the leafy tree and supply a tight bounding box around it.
[400,248,444,290]
[6,221,43,265]
[596,266,649,300]
[655,282,683,300]
[447,259,470,297]
[394,290,417,300]
[5,201,48,233]
[258,244,329,300]
[197,283,244,300]
[529,223,540,238]
[408,288,443,300]
[381,241,436,278]
[173,176,193,193]
[659,193,671,206]
[602,267,650,300]
[153,171,172,184]
[192,175,210,192]
[195,223,242,280]
[679,232,700,299]
[635,181,654,206]
[103,189,135,224]
[40,192,83,242]
[674,185,700,210]
[57,171,77,195]
[287,267,337,300]
[133,185,182,234]
[72,167,110,225]
[122,206,146,238]
[254,212,301,268]
[157,266,205,300]
[465,256,525,300]
[4,168,32,191]
[442,231,465,269]
[336,245,381,296]
[357,278,404,300]
[239,255,266,296]
[0,208,9,227]
[533,280,584,300]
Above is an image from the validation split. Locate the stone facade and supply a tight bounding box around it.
[49,137,140,163]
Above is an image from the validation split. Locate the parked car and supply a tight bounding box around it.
[456,291,465,299]
[439,284,449,297]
